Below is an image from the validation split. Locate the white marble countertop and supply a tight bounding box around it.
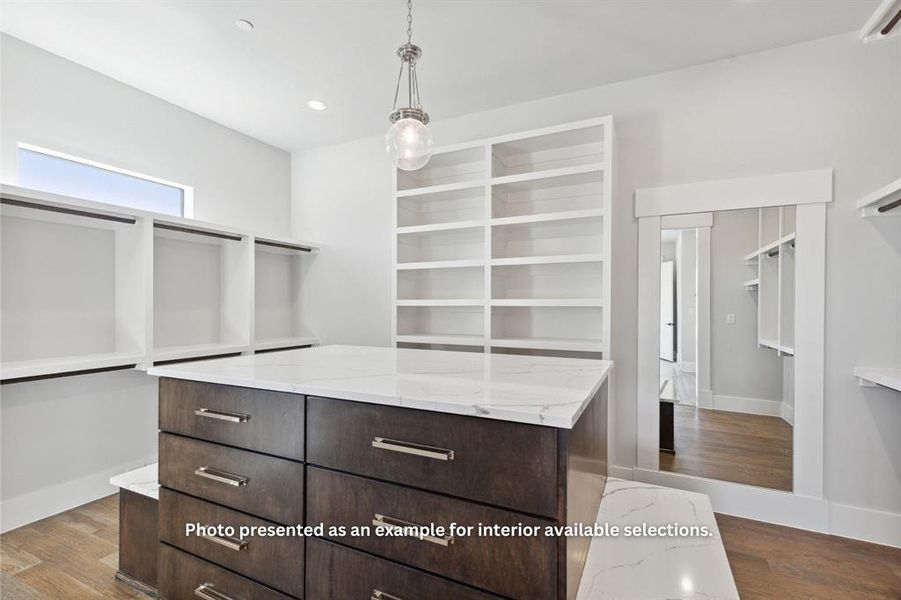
[109,463,159,500]
[147,345,612,428]
[577,479,739,599]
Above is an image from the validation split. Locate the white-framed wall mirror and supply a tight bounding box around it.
[635,170,832,525]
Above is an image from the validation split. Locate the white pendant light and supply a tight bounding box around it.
[386,0,433,171]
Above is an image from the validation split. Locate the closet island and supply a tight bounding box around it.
[147,344,611,600]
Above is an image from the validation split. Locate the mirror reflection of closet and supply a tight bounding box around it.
[658,206,796,492]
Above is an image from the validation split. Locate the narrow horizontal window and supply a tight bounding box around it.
[17,145,187,217]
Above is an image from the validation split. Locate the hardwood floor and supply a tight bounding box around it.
[660,404,793,491]
[0,494,145,599]
[3,494,900,599]
[717,514,901,599]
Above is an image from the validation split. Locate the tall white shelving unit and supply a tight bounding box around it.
[0,184,319,381]
[743,205,795,356]
[392,116,613,358]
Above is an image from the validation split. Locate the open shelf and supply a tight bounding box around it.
[492,261,604,301]
[152,342,249,363]
[856,177,901,217]
[0,352,144,381]
[393,117,612,359]
[492,123,605,178]
[397,185,484,228]
[0,199,146,378]
[396,146,486,192]
[254,240,313,345]
[397,226,484,265]
[397,306,484,340]
[491,167,603,220]
[153,225,251,356]
[855,367,901,392]
[397,265,484,300]
[492,215,603,260]
[744,278,760,290]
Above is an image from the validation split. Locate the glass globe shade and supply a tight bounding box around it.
[386,118,433,171]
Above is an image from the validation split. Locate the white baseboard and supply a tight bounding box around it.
[698,388,713,408]
[712,393,783,417]
[608,465,635,480]
[0,455,157,533]
[830,502,901,548]
[781,402,795,425]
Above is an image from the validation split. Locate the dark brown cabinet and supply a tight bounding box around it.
[157,377,607,600]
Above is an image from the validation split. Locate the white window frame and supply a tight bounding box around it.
[16,142,194,218]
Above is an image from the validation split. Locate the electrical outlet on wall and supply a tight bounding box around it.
[726,313,736,325]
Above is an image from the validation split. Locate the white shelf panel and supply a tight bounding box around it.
[396,259,485,270]
[396,334,486,346]
[490,298,603,307]
[152,343,250,363]
[743,234,796,261]
[253,337,319,352]
[758,338,794,356]
[396,299,484,306]
[490,337,602,352]
[396,180,485,198]
[491,208,603,227]
[854,367,901,392]
[491,253,603,267]
[744,278,760,289]
[856,177,901,216]
[396,219,485,234]
[0,352,144,381]
[490,163,604,187]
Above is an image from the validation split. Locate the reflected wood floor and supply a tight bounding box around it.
[660,404,793,491]
[3,494,900,599]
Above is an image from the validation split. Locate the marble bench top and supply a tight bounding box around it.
[109,463,159,500]
[148,345,612,428]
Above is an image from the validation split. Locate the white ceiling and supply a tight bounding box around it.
[0,0,877,152]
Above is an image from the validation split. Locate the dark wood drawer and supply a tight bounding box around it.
[306,396,558,518]
[160,378,304,460]
[159,488,304,598]
[159,433,304,524]
[306,537,498,600]
[306,467,556,599]
[159,543,294,600]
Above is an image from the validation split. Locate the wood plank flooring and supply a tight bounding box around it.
[3,494,900,599]
[660,404,793,491]
[717,513,901,599]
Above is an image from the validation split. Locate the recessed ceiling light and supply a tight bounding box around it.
[236,19,254,31]
[306,100,328,111]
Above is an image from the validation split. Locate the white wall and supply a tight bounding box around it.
[291,32,901,538]
[710,209,783,403]
[0,35,293,530]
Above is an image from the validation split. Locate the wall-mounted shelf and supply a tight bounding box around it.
[746,206,796,357]
[392,117,613,358]
[856,177,901,217]
[0,184,320,381]
[854,367,901,392]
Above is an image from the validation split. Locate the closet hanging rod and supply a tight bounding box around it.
[767,248,780,257]
[877,197,901,213]
[1,198,137,224]
[255,239,313,253]
[153,222,242,241]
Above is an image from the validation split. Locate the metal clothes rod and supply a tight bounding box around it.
[877,197,901,213]
[1,197,137,224]
[153,222,242,242]
[255,239,313,253]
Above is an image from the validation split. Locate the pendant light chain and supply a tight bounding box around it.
[407,0,413,43]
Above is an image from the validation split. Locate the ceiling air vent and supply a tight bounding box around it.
[860,0,901,42]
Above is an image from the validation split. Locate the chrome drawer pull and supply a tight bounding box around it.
[194,583,236,600]
[203,533,247,552]
[372,437,454,461]
[372,513,454,547]
[372,590,403,600]
[194,466,248,487]
[194,408,249,423]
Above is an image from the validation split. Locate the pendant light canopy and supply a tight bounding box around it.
[386,0,433,171]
